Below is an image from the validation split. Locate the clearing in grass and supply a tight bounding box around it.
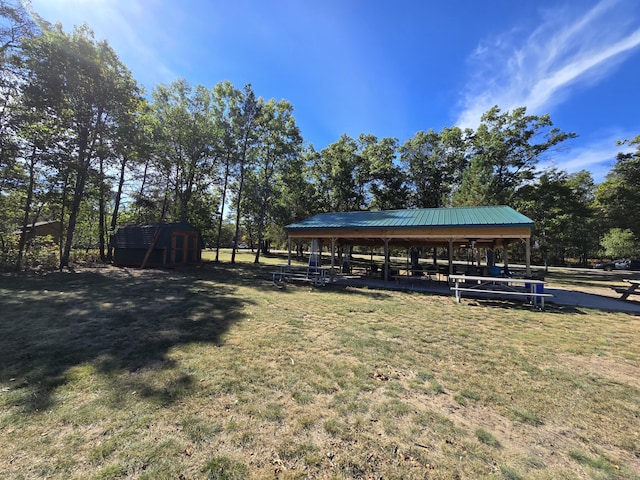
[0,257,638,479]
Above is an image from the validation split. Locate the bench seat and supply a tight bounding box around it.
[272,270,325,286]
[611,286,640,300]
[452,285,553,310]
[453,287,553,297]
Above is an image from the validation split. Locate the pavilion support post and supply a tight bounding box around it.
[384,238,390,285]
[503,242,510,275]
[406,248,410,276]
[287,237,292,266]
[525,237,531,276]
[448,239,454,276]
[330,238,336,282]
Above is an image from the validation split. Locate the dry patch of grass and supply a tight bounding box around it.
[1,257,639,479]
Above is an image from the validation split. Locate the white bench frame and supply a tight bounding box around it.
[449,274,553,310]
[272,264,329,287]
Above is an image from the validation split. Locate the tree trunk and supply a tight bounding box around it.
[98,153,106,261]
[107,155,127,262]
[17,146,37,270]
[253,183,271,264]
[231,164,245,264]
[60,112,102,268]
[136,159,149,223]
[215,155,231,262]
[61,156,90,268]
[58,170,70,271]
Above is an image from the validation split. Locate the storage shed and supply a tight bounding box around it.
[13,221,62,245]
[110,223,203,268]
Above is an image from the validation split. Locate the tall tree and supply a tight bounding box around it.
[600,228,638,259]
[230,84,260,264]
[401,128,467,208]
[565,170,598,266]
[594,134,640,238]
[0,1,40,266]
[311,134,368,212]
[518,169,596,267]
[21,25,142,268]
[269,146,316,248]
[251,98,301,263]
[105,96,154,261]
[211,80,238,262]
[453,106,577,206]
[151,79,219,223]
[360,135,407,210]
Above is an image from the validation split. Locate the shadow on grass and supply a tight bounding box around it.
[268,280,395,300]
[0,262,259,412]
[458,298,585,315]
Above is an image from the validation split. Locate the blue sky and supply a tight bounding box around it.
[26,0,640,183]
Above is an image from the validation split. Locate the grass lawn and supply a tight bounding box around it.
[1,250,639,479]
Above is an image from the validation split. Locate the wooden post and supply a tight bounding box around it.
[331,237,336,282]
[448,239,453,276]
[526,237,531,276]
[503,241,510,274]
[384,238,389,285]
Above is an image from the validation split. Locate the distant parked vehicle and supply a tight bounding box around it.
[629,259,640,271]
[594,259,630,271]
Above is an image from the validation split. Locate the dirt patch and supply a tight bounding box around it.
[549,353,640,389]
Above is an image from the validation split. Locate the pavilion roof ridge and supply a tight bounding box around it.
[285,205,533,231]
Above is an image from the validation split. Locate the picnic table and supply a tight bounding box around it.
[272,264,330,286]
[612,279,640,300]
[449,274,553,310]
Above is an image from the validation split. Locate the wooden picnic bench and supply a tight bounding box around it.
[449,274,553,310]
[611,279,640,300]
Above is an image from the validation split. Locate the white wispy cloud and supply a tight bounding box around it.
[543,131,636,182]
[456,0,640,128]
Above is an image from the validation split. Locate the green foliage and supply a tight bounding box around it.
[20,23,142,267]
[361,134,408,210]
[600,228,638,259]
[401,127,467,207]
[311,134,367,212]
[0,234,58,272]
[568,449,625,477]
[475,428,501,448]
[245,97,302,262]
[595,134,640,238]
[454,106,577,206]
[517,169,597,266]
[202,456,247,480]
[151,79,219,223]
[0,0,637,268]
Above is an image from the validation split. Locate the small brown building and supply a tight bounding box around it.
[110,223,203,268]
[13,221,62,245]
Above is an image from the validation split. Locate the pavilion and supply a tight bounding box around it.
[284,205,534,281]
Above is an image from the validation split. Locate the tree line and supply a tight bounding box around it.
[1,1,638,271]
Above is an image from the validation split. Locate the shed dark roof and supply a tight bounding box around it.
[110,222,201,249]
[285,206,533,231]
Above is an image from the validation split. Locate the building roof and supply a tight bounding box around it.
[285,206,533,232]
[110,222,202,249]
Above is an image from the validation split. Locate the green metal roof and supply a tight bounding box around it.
[285,206,533,231]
